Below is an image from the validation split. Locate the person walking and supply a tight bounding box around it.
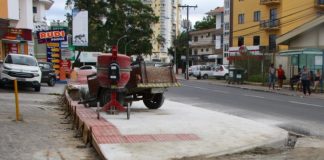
[301,66,311,96]
[313,69,321,93]
[268,63,276,90]
[277,64,285,89]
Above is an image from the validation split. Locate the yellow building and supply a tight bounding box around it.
[231,0,322,52]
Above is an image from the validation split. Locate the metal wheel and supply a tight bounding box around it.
[143,93,165,109]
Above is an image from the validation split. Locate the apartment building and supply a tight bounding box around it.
[223,0,232,64]
[142,0,181,63]
[230,0,322,57]
[0,0,53,60]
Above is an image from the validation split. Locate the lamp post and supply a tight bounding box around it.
[117,35,127,54]
[124,40,134,55]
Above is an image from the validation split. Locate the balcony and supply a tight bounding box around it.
[260,0,280,5]
[315,0,324,9]
[260,19,280,30]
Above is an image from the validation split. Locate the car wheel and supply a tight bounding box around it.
[47,77,56,86]
[203,74,208,79]
[143,93,165,109]
[34,86,41,92]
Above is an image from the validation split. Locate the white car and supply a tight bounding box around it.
[192,65,214,79]
[0,54,42,91]
[212,65,230,80]
[79,65,97,72]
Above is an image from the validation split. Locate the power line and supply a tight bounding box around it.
[232,6,315,33]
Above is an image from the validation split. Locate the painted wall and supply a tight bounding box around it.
[232,0,319,48]
[0,0,19,20]
[16,0,33,29]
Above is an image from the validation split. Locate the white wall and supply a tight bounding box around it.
[289,25,324,49]
[16,0,33,29]
[8,0,19,20]
[216,14,222,30]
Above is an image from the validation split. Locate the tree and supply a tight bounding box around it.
[65,0,158,55]
[156,34,166,53]
[168,31,188,67]
[194,15,216,30]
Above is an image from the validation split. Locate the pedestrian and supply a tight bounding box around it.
[313,69,321,93]
[268,63,276,90]
[277,64,285,89]
[300,66,311,96]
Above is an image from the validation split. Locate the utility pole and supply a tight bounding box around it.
[179,4,197,80]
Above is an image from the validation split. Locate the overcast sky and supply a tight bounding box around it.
[46,0,224,24]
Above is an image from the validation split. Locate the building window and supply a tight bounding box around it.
[238,36,244,46]
[253,36,260,46]
[238,14,244,24]
[269,34,277,52]
[224,44,229,51]
[201,35,204,39]
[207,32,210,37]
[225,23,230,30]
[194,49,198,55]
[254,11,261,22]
[33,7,37,14]
[201,48,204,52]
[213,34,216,40]
[194,36,198,42]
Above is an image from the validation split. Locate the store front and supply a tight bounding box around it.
[0,28,32,60]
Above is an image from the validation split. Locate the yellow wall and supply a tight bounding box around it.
[0,0,8,19]
[232,0,319,48]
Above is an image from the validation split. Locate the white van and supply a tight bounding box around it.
[0,54,42,91]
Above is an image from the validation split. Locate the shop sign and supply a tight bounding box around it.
[37,30,67,44]
[47,42,61,75]
[3,28,32,41]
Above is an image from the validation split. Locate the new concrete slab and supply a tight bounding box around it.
[96,100,288,160]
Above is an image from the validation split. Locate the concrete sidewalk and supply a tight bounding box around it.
[179,75,324,99]
[64,85,288,160]
[95,100,288,160]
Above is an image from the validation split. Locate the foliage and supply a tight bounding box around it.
[194,15,216,30]
[167,31,188,65]
[247,74,264,83]
[65,0,158,55]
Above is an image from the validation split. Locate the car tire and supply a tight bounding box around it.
[203,74,208,79]
[34,86,41,92]
[47,77,56,86]
[143,93,165,109]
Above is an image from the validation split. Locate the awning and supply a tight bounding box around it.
[279,48,323,56]
[207,54,223,59]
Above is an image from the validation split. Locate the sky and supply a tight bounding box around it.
[46,0,224,25]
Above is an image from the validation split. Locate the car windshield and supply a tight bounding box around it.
[4,54,37,66]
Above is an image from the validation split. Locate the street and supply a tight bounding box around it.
[166,79,324,137]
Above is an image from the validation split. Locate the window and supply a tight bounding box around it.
[238,14,244,24]
[207,32,210,37]
[224,44,229,51]
[194,49,198,55]
[254,11,261,22]
[225,23,230,30]
[269,34,277,52]
[253,36,260,45]
[213,34,216,40]
[201,35,203,38]
[238,36,244,46]
[33,7,37,13]
[194,36,198,42]
[201,49,204,52]
[206,48,209,52]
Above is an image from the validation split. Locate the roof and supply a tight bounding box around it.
[206,7,224,16]
[276,16,324,45]
[279,48,323,56]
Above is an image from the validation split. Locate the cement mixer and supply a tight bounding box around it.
[85,46,181,119]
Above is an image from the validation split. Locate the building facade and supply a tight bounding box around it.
[230,0,322,58]
[142,0,181,63]
[0,0,33,60]
[223,0,232,64]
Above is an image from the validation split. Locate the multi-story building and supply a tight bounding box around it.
[230,0,322,58]
[223,0,232,64]
[0,0,33,60]
[142,0,181,63]
[0,0,53,60]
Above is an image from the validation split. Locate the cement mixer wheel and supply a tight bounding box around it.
[143,93,165,109]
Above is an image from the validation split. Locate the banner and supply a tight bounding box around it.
[3,28,32,41]
[37,30,67,44]
[72,9,88,46]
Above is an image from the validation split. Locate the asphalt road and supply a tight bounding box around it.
[165,79,324,137]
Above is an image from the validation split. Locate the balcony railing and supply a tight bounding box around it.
[315,0,324,8]
[260,0,280,5]
[260,19,280,30]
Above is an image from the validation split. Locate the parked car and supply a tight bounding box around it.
[38,62,56,86]
[0,54,42,91]
[189,65,200,76]
[192,64,230,80]
[79,65,97,72]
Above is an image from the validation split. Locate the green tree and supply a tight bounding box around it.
[156,34,166,53]
[194,15,216,30]
[168,31,188,66]
[65,0,158,55]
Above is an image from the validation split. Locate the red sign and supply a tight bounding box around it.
[3,28,32,41]
[37,30,67,43]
